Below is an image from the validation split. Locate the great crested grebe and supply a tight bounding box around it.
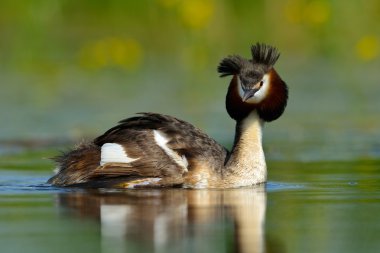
[48,43,288,189]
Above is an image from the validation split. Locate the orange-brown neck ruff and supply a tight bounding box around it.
[226,68,288,122]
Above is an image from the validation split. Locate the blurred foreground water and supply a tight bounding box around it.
[0,156,379,253]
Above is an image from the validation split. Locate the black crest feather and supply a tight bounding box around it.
[218,43,280,77]
[251,43,280,67]
[217,55,246,77]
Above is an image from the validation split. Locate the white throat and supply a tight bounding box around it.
[225,111,267,186]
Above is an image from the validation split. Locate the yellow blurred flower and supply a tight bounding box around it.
[284,0,304,24]
[79,37,143,71]
[179,0,214,30]
[89,40,109,69]
[285,0,330,26]
[304,0,330,25]
[157,0,180,8]
[356,35,379,61]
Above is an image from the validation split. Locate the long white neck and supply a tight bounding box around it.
[224,111,267,187]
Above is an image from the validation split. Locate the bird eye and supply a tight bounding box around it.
[259,80,264,87]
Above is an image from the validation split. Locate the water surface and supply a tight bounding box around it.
[1,152,379,253]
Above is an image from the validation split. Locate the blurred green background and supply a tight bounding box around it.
[1,0,379,161]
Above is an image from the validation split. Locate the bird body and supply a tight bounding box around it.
[48,43,288,189]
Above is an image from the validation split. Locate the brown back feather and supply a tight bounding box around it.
[49,113,228,187]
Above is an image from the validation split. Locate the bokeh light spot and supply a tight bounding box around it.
[157,0,180,8]
[356,35,379,61]
[79,37,143,71]
[304,0,330,25]
[179,0,214,30]
[284,0,304,24]
[285,0,330,26]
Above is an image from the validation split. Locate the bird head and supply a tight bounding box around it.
[218,43,288,122]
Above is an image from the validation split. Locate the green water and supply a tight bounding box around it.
[1,148,379,253]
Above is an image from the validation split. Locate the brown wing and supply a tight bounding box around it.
[90,113,228,185]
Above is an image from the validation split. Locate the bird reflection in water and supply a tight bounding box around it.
[56,186,274,253]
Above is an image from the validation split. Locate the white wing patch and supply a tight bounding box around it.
[100,143,139,166]
[153,130,188,171]
[53,167,60,175]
